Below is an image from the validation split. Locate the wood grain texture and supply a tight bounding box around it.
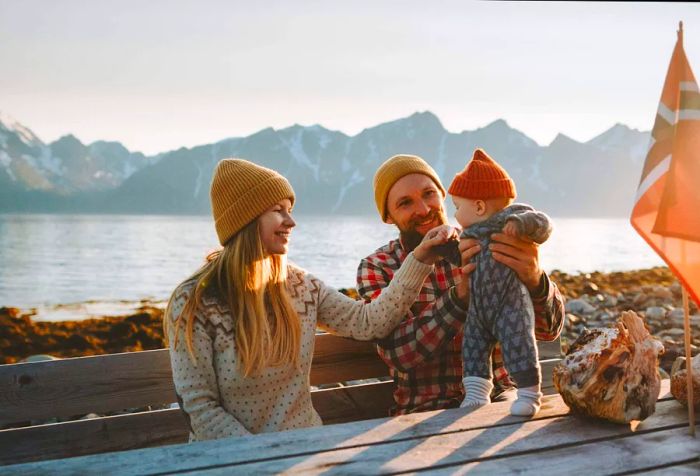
[631,459,700,476]
[313,381,395,424]
[535,338,562,360]
[310,334,388,386]
[426,428,700,476]
[0,409,188,466]
[0,349,176,426]
[2,381,677,476]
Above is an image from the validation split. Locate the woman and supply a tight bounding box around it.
[165,158,454,441]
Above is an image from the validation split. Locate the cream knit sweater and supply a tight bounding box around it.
[166,252,432,441]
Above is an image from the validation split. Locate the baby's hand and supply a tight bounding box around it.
[414,225,459,265]
[502,220,519,237]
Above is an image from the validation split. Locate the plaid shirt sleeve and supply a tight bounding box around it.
[356,254,468,373]
[531,273,565,341]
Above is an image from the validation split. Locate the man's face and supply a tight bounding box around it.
[385,173,447,248]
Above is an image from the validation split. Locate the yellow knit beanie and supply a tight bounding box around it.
[373,154,446,222]
[210,159,295,245]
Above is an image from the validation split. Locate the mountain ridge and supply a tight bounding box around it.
[0,110,650,217]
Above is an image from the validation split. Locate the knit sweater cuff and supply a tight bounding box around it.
[395,252,433,290]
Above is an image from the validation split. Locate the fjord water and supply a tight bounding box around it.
[0,214,664,315]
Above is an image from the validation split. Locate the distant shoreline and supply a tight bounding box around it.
[2,266,698,373]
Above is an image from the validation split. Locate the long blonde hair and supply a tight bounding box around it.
[164,220,300,377]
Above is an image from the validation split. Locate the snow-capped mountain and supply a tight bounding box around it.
[0,110,650,216]
[0,111,150,195]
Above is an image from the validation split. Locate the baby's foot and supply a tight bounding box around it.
[460,395,490,409]
[460,376,493,409]
[510,387,542,417]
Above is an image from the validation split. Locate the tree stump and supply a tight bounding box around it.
[553,310,664,423]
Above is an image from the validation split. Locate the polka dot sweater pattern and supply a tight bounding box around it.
[166,252,432,441]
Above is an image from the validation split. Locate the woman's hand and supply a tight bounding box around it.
[489,232,543,292]
[414,225,459,265]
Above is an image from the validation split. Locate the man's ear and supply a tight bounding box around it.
[475,200,487,216]
[385,212,395,225]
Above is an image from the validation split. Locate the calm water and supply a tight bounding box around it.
[0,214,664,319]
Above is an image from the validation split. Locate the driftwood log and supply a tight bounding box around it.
[553,310,664,423]
[670,353,700,409]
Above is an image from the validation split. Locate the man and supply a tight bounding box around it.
[356,154,565,415]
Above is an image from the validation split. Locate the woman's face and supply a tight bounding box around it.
[258,198,296,255]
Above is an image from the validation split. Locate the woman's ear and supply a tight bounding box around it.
[475,200,487,216]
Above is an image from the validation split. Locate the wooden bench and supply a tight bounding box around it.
[0,334,562,466]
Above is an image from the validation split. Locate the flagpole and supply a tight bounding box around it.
[677,21,694,436]
[682,286,696,437]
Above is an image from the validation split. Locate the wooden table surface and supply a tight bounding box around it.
[3,380,698,475]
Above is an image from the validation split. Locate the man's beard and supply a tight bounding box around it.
[399,208,448,251]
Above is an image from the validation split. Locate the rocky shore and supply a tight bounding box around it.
[2,267,698,373]
[1,306,164,365]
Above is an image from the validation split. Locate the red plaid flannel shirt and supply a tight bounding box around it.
[357,237,565,415]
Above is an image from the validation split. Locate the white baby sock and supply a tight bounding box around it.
[460,376,494,408]
[510,385,542,417]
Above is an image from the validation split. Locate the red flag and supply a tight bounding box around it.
[631,24,700,306]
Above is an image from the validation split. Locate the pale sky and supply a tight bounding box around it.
[1,1,699,155]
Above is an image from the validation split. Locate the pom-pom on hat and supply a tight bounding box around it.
[373,154,446,222]
[448,149,516,199]
[210,159,295,245]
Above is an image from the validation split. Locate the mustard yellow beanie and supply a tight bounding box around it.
[210,159,295,245]
[373,154,446,222]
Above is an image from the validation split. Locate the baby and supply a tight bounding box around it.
[444,148,553,417]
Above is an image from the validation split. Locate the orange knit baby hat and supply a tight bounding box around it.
[448,148,516,199]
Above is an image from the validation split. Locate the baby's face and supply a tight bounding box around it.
[452,196,484,228]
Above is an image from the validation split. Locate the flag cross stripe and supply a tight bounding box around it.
[634,155,671,205]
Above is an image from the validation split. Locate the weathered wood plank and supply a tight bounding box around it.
[0,350,176,426]
[540,358,558,393]
[0,381,391,467]
[189,399,696,475]
[310,334,388,385]
[632,459,700,476]
[5,381,672,475]
[0,336,389,426]
[429,428,700,476]
[313,381,395,424]
[0,409,188,466]
[536,337,562,359]
[0,382,390,466]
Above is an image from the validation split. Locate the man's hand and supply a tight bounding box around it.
[413,225,459,265]
[454,237,480,306]
[489,232,543,292]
